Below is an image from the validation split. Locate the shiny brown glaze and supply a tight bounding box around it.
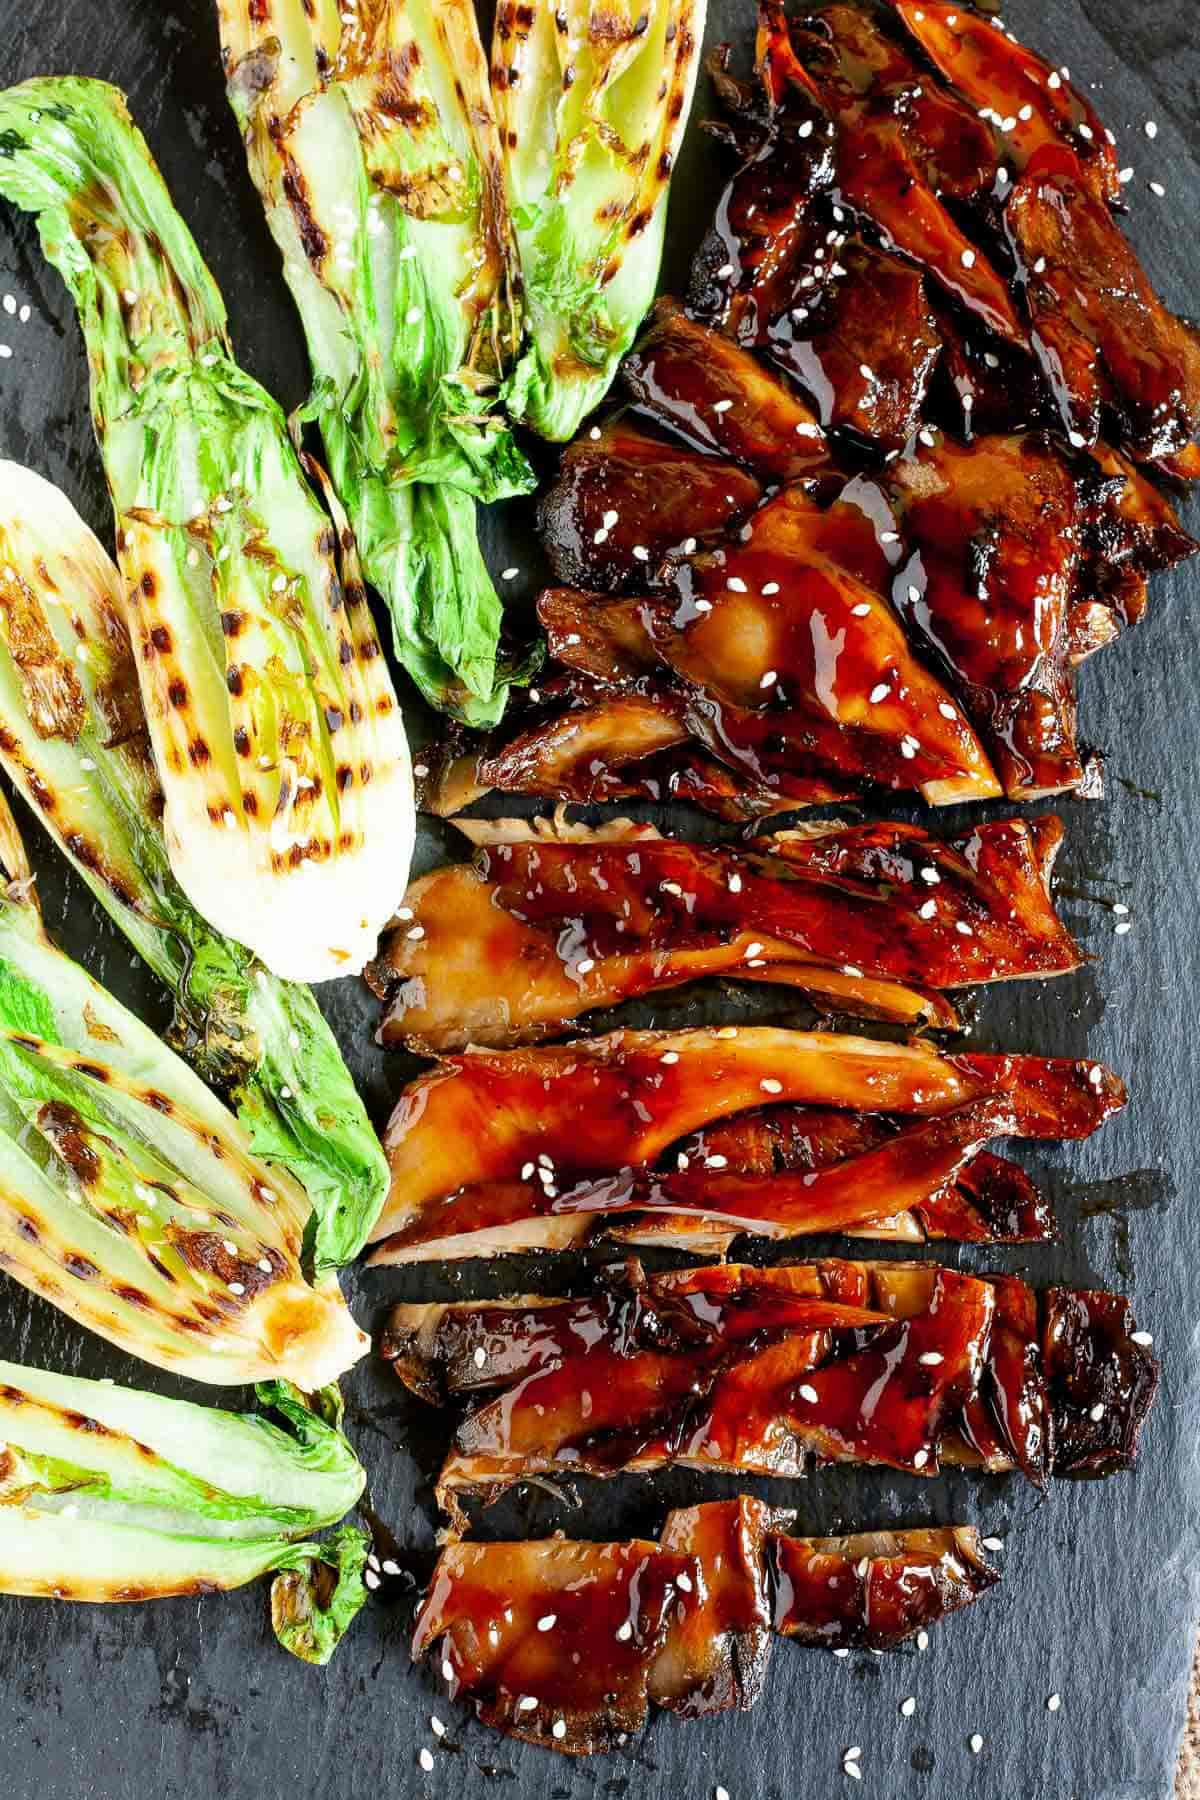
[770,4,1020,341]
[647,484,1001,804]
[622,300,836,480]
[367,1025,1124,1258]
[1006,160,1200,463]
[771,1523,999,1646]
[891,1,1120,204]
[411,1503,998,1754]
[383,1258,1157,1522]
[368,815,1082,1051]
[767,241,944,453]
[538,420,763,595]
[883,431,1081,797]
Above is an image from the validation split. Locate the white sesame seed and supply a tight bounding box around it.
[1047,1693,1061,1712]
[900,1697,916,1718]
[919,428,936,447]
[407,925,425,942]
[552,1719,567,1739]
[859,363,874,381]
[744,942,764,960]
[1149,181,1165,197]
[1131,1330,1154,1347]
[431,1716,446,1738]
[844,1760,862,1780]
[912,1447,929,1469]
[1115,920,1132,935]
[982,1536,1004,1551]
[918,1351,943,1366]
[576,957,595,974]
[257,1258,273,1274]
[228,1281,246,1295]
[677,1571,693,1593]
[799,1382,819,1403]
[960,248,976,268]
[920,867,940,886]
[880,530,900,544]
[918,899,937,921]
[442,1659,454,1683]
[693,598,712,613]
[222,1238,239,1256]
[715,1788,730,1800]
[418,1748,434,1771]
[712,399,734,414]
[537,1614,557,1632]
[900,736,919,759]
[970,1733,984,1754]
[589,425,602,440]
[760,1078,783,1094]
[682,536,698,553]
[762,581,780,595]
[1089,1402,1105,1422]
[842,965,864,978]
[473,1347,487,1368]
[1119,166,1134,182]
[727,576,748,593]
[18,304,29,324]
[1112,902,1130,915]
[917,1631,929,1652]
[661,1051,680,1065]
[1077,122,1094,140]
[616,1620,633,1641]
[955,920,974,937]
[500,566,519,581]
[938,701,958,719]
[706,1154,728,1169]
[834,1647,850,1658]
[869,682,890,704]
[1145,119,1158,138]
[728,873,743,893]
[716,1025,739,1038]
[851,602,871,617]
[759,669,778,689]
[1047,70,1062,88]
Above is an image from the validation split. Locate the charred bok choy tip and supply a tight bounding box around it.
[0,1362,368,1664]
[0,78,413,981]
[0,790,367,1388]
[218,0,535,725]
[494,0,707,442]
[0,461,388,1273]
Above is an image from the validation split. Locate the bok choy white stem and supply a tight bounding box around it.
[0,1362,368,1663]
[495,0,708,441]
[0,788,367,1388]
[218,0,536,724]
[0,77,414,981]
[0,460,389,1272]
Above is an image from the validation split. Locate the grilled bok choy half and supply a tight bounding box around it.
[219,0,535,724]
[495,0,707,442]
[0,792,367,1387]
[0,1363,368,1664]
[0,461,388,1272]
[0,77,413,981]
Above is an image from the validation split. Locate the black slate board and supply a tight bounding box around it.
[1,2,1198,1796]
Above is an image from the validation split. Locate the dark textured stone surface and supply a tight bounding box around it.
[0,2,1198,1796]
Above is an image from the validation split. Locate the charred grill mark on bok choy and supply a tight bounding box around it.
[0,461,389,1273]
[493,0,707,443]
[218,0,536,724]
[0,77,413,982]
[0,1361,368,1663]
[0,788,367,1388]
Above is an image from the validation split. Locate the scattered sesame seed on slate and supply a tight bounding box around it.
[1047,1693,1062,1713]
[970,1733,984,1754]
[418,1747,434,1771]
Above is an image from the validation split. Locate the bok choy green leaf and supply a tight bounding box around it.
[218,0,536,723]
[0,791,367,1388]
[0,459,388,1273]
[0,1361,368,1662]
[0,76,414,980]
[494,0,707,441]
